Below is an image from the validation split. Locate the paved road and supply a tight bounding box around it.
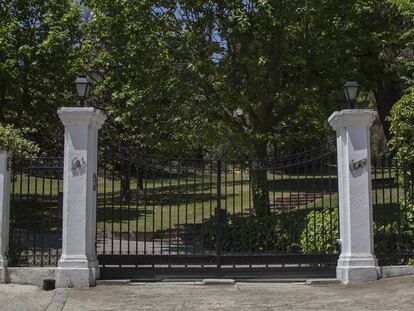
[96,238,195,255]
[1,276,414,311]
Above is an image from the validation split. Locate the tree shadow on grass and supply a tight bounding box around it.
[267,177,338,193]
[10,197,60,232]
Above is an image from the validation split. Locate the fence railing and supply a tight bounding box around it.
[372,154,414,265]
[8,157,63,267]
[6,150,414,268]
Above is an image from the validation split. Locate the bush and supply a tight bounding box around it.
[387,88,414,264]
[388,88,414,205]
[374,222,414,265]
[201,212,306,253]
[300,208,339,254]
[299,207,414,264]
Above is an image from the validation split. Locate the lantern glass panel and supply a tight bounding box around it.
[75,77,89,99]
[344,81,360,103]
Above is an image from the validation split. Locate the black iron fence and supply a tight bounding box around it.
[372,154,414,265]
[96,143,340,273]
[8,157,63,267]
[6,147,414,271]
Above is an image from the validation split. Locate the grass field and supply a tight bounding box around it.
[9,169,408,233]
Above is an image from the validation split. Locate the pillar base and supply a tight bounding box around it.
[0,257,8,283]
[0,267,7,283]
[337,255,379,284]
[56,256,99,288]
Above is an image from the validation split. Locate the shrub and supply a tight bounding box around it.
[388,88,414,207]
[374,222,414,265]
[201,211,306,253]
[387,88,414,264]
[300,208,339,254]
[299,208,414,264]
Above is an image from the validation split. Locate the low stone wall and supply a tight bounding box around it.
[7,267,56,287]
[3,265,414,287]
[379,266,414,278]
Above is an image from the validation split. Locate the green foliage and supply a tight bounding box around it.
[388,88,414,212]
[300,208,339,254]
[374,222,414,265]
[388,0,414,17]
[0,0,412,158]
[201,212,305,253]
[387,78,414,266]
[300,206,414,265]
[388,88,414,169]
[80,0,413,158]
[0,124,39,157]
[83,1,346,156]
[0,0,83,155]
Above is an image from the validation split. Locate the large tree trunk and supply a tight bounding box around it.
[250,142,271,216]
[120,162,130,202]
[250,163,270,216]
[0,87,6,122]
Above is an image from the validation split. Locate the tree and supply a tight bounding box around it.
[0,124,39,157]
[1,1,412,217]
[83,0,353,215]
[0,0,83,155]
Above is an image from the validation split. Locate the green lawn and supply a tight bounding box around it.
[94,172,342,232]
[9,171,408,233]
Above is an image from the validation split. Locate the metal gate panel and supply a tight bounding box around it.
[96,144,339,277]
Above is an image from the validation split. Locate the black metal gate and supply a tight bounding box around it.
[96,143,339,279]
[9,157,63,267]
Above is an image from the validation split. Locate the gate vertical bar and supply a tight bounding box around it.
[216,160,222,275]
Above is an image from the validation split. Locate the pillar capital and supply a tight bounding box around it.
[58,107,106,129]
[328,109,376,130]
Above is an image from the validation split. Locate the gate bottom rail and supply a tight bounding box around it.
[98,253,339,267]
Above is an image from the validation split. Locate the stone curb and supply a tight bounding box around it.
[305,279,341,285]
[380,266,414,279]
[201,279,236,285]
[96,279,131,286]
[45,289,68,311]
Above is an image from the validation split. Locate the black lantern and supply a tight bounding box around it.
[74,77,90,106]
[344,80,360,109]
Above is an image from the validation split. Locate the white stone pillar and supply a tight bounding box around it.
[56,107,106,288]
[328,109,379,284]
[0,151,10,283]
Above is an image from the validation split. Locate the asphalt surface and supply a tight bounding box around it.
[1,275,414,311]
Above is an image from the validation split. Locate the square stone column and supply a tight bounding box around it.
[328,109,379,284]
[56,107,106,288]
[0,151,10,283]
